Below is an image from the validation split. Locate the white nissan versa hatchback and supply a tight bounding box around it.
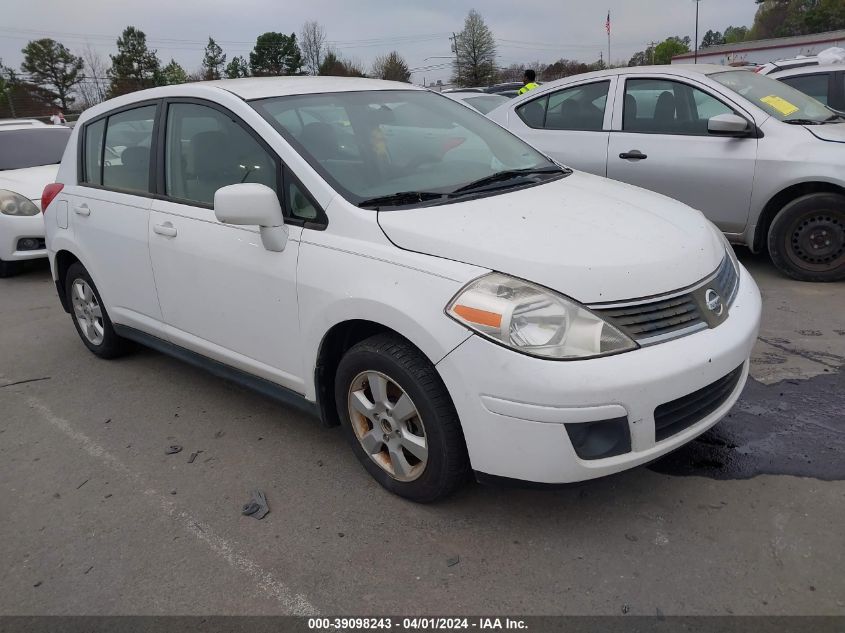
[44,78,761,501]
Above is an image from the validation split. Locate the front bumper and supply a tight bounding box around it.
[436,265,762,484]
[0,212,47,262]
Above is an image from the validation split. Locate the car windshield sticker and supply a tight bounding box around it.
[760,95,800,116]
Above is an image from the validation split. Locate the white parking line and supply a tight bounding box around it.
[21,393,319,616]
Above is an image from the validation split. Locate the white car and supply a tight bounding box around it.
[488,65,845,282]
[770,64,845,114]
[0,122,71,276]
[44,77,761,501]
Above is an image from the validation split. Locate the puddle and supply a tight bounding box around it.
[649,371,845,481]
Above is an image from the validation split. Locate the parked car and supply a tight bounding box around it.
[770,64,845,115]
[44,77,761,501]
[0,122,71,276]
[757,55,822,75]
[486,82,526,94]
[442,91,512,114]
[488,64,845,282]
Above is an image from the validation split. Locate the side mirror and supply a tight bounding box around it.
[708,113,750,136]
[214,183,288,252]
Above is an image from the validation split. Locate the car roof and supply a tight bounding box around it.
[202,76,423,100]
[0,118,47,128]
[0,121,65,132]
[769,64,843,78]
[522,64,739,92]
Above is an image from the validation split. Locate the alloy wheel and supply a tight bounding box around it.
[71,279,105,346]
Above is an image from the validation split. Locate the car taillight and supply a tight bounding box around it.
[41,183,64,213]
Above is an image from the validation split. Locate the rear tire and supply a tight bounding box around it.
[767,193,845,282]
[334,333,469,502]
[0,259,20,278]
[65,262,133,358]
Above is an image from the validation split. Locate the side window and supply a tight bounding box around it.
[102,105,156,193]
[516,95,549,129]
[82,119,105,185]
[164,102,278,206]
[289,181,317,220]
[780,74,829,106]
[544,82,610,131]
[623,79,734,136]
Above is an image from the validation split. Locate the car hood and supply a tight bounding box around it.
[0,164,59,200]
[377,171,725,304]
[806,122,845,143]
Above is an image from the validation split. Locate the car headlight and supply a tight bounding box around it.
[446,273,638,359]
[0,190,40,216]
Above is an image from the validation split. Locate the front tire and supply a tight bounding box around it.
[65,262,133,358]
[767,193,845,282]
[335,334,469,502]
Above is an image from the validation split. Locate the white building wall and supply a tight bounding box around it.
[673,35,845,66]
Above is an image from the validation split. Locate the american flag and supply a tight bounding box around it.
[606,11,611,35]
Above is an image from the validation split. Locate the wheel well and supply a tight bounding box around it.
[54,250,81,313]
[314,320,405,427]
[755,182,845,253]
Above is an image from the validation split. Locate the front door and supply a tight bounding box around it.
[148,100,305,393]
[607,76,758,233]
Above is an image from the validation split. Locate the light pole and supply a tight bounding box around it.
[694,0,701,63]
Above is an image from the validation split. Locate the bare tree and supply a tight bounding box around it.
[452,9,497,87]
[77,44,108,109]
[300,21,327,76]
[371,51,410,82]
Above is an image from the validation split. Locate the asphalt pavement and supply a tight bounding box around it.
[1,250,843,616]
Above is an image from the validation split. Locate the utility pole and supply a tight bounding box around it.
[694,0,702,63]
[649,41,659,65]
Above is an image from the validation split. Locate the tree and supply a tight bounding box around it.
[452,9,497,87]
[700,30,725,48]
[318,49,365,77]
[108,26,161,97]
[628,45,656,66]
[723,25,749,43]
[300,21,327,76]
[20,38,84,111]
[371,51,410,82]
[225,55,250,79]
[160,59,188,85]
[202,37,226,80]
[653,36,691,65]
[543,58,595,79]
[77,44,108,109]
[751,0,845,39]
[249,32,303,76]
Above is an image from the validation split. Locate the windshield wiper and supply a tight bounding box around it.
[357,190,450,209]
[783,118,823,126]
[452,166,566,195]
[822,113,845,123]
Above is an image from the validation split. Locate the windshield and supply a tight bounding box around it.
[251,90,558,207]
[0,127,71,170]
[462,95,511,114]
[710,70,833,123]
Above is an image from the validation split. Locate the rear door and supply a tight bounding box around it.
[606,75,757,233]
[507,78,615,176]
[68,102,164,332]
[148,99,309,392]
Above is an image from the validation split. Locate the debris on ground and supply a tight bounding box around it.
[165,445,183,455]
[76,479,88,490]
[447,556,460,567]
[241,490,270,520]
[188,450,203,464]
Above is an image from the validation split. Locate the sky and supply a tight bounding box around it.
[1,0,759,85]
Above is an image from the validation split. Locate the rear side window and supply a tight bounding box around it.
[779,74,829,106]
[516,82,610,131]
[164,102,278,206]
[102,106,156,193]
[83,119,105,185]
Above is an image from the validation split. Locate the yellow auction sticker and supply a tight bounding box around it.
[760,95,800,116]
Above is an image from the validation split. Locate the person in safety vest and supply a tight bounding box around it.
[518,69,540,95]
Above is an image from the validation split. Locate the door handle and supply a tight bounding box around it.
[73,204,90,216]
[153,222,177,238]
[619,150,647,161]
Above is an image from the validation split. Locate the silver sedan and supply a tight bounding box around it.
[487,65,845,282]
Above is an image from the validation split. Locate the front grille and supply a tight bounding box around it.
[654,364,744,442]
[593,253,739,346]
[596,294,704,341]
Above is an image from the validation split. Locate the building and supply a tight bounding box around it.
[672,29,845,66]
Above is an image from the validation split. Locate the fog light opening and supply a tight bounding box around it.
[565,417,631,460]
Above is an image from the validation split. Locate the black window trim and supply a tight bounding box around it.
[618,76,758,138]
[516,80,612,131]
[77,96,328,230]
